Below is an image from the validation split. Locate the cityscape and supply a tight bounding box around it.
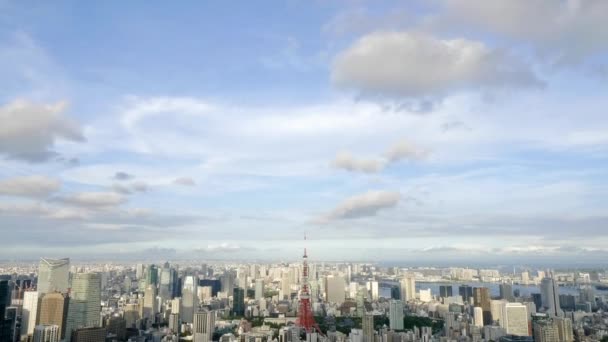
[2,1,608,342]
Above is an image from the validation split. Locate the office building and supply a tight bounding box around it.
[502,303,529,336]
[33,324,59,342]
[400,275,416,302]
[193,310,215,342]
[105,316,126,341]
[459,285,473,303]
[388,300,403,330]
[146,265,158,287]
[325,276,345,304]
[363,314,374,342]
[39,292,68,339]
[500,283,514,302]
[555,317,574,342]
[143,285,157,321]
[232,288,245,316]
[21,290,39,339]
[65,273,101,342]
[474,287,492,325]
[533,320,558,342]
[70,326,106,342]
[254,279,264,301]
[38,258,70,295]
[474,307,483,327]
[540,277,563,317]
[181,275,198,323]
[439,285,453,298]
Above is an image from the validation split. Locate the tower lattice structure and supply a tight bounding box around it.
[296,236,322,334]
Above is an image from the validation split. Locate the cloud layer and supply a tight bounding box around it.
[320,190,401,222]
[0,176,60,197]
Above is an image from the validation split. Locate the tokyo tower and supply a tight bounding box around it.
[296,235,321,334]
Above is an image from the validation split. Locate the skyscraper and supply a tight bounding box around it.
[388,300,404,330]
[38,292,68,340]
[181,275,198,323]
[555,317,574,342]
[38,258,70,295]
[540,277,563,317]
[33,324,60,342]
[363,314,374,342]
[21,290,39,339]
[458,285,473,303]
[473,307,484,327]
[254,279,264,301]
[143,285,157,322]
[232,288,245,316]
[474,287,492,325]
[500,283,514,302]
[193,310,215,342]
[64,273,101,342]
[533,320,558,342]
[146,265,158,287]
[502,303,529,336]
[325,276,345,304]
[399,275,416,302]
[439,285,453,298]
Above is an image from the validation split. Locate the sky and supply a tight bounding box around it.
[1,0,607,264]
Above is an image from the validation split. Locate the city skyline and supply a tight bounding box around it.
[1,1,608,263]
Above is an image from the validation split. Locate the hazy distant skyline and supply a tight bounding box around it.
[1,1,607,262]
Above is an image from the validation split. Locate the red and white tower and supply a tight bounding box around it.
[296,235,320,333]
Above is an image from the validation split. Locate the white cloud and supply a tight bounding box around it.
[321,190,401,221]
[331,152,384,173]
[0,99,84,162]
[440,0,608,66]
[57,191,127,208]
[385,139,430,162]
[332,31,541,101]
[0,175,60,197]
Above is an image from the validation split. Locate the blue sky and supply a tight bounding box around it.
[1,0,608,264]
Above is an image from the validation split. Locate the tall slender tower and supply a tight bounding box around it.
[296,235,319,333]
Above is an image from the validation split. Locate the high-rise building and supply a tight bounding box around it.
[474,287,492,325]
[473,307,484,327]
[540,277,563,317]
[254,279,264,301]
[500,283,514,302]
[220,273,234,294]
[325,276,345,304]
[146,265,158,287]
[33,324,59,342]
[38,258,70,295]
[123,303,140,329]
[181,275,198,323]
[143,285,157,321]
[533,320,558,342]
[458,285,473,303]
[193,310,215,342]
[555,317,574,342]
[400,275,416,302]
[65,273,101,342]
[169,313,180,334]
[70,326,106,342]
[388,300,403,330]
[232,288,245,316]
[105,315,126,341]
[363,314,374,342]
[502,303,529,336]
[369,281,379,300]
[439,285,453,298]
[39,292,68,340]
[21,290,39,339]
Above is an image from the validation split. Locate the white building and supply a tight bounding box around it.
[193,310,215,342]
[33,324,59,342]
[502,303,529,336]
[21,290,39,339]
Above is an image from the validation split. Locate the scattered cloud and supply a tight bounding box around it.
[331,152,383,173]
[173,177,196,187]
[0,99,85,162]
[385,139,430,162]
[111,182,148,195]
[332,139,428,173]
[332,31,542,104]
[56,191,127,208]
[320,190,400,221]
[0,175,60,198]
[113,171,134,181]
